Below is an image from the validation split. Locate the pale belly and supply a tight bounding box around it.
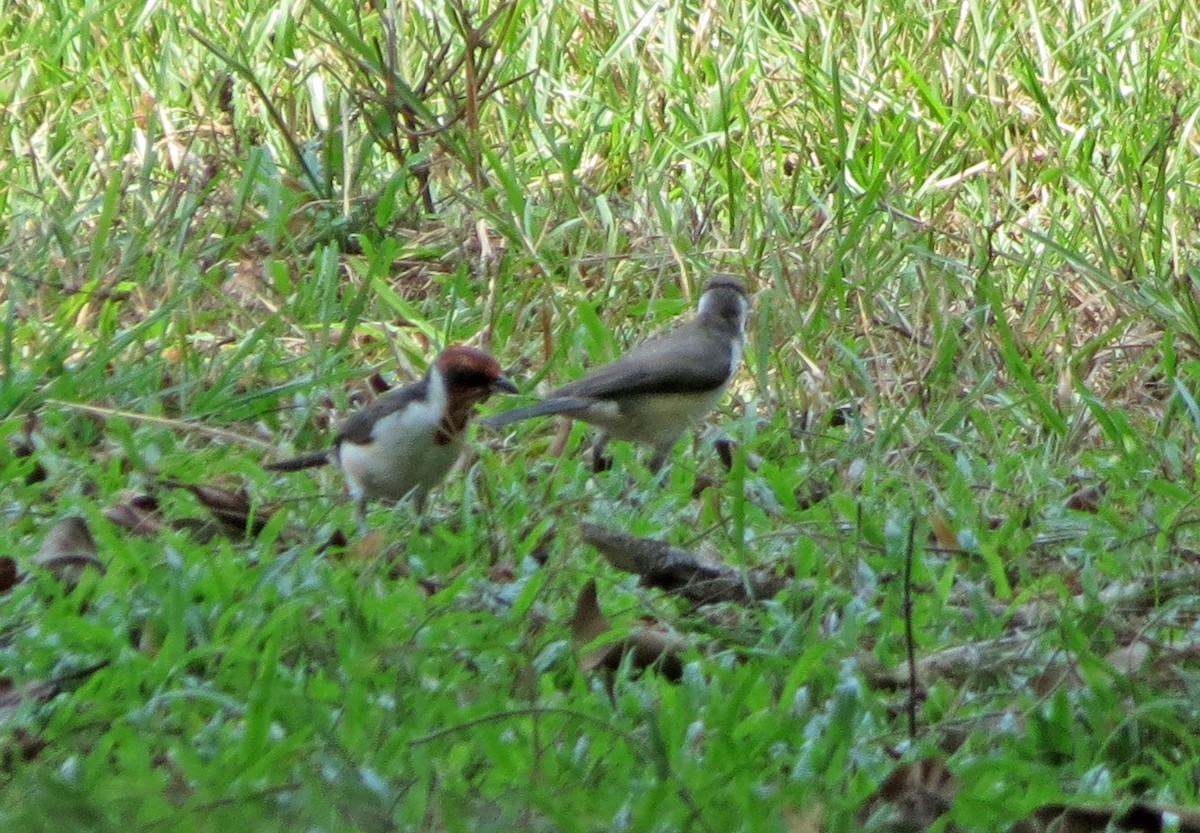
[578,387,726,447]
[337,416,463,505]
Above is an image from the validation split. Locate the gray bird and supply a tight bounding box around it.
[266,345,518,534]
[483,275,750,470]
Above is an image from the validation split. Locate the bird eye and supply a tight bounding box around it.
[448,368,494,388]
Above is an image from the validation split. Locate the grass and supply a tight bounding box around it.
[3,0,1200,829]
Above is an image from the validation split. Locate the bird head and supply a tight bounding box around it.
[697,274,750,339]
[435,345,519,398]
[433,345,519,441]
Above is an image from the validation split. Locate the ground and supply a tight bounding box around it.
[3,0,1200,830]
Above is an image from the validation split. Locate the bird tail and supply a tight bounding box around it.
[263,450,332,471]
[480,397,593,429]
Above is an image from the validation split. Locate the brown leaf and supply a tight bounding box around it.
[714,437,762,472]
[827,405,852,427]
[0,728,47,768]
[488,560,518,583]
[12,436,47,485]
[0,678,19,711]
[367,371,391,394]
[104,497,165,536]
[691,473,722,499]
[928,514,960,549]
[526,523,555,566]
[570,580,687,681]
[345,529,386,561]
[36,516,97,560]
[317,528,349,554]
[1064,484,1104,514]
[580,523,786,605]
[0,662,108,769]
[571,580,612,651]
[860,758,960,831]
[794,479,832,511]
[1104,640,1151,675]
[613,625,688,681]
[35,517,104,586]
[155,752,195,807]
[167,480,274,537]
[782,805,825,833]
[0,556,20,594]
[1012,803,1200,833]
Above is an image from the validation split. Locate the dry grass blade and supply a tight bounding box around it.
[45,399,274,449]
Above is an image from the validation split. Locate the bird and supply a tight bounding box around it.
[482,274,750,471]
[265,345,518,535]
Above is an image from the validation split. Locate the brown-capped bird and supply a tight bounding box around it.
[266,345,517,534]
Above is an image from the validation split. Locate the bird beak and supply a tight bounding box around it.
[492,375,519,395]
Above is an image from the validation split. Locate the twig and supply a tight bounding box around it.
[904,516,918,741]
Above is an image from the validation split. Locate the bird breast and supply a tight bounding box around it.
[337,395,463,503]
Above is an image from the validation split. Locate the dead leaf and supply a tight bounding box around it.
[105,493,228,541]
[1104,640,1151,675]
[345,529,385,561]
[367,371,391,394]
[928,514,960,550]
[782,805,825,833]
[1064,484,1104,514]
[571,579,612,652]
[860,758,960,831]
[609,625,688,681]
[692,473,722,498]
[580,523,786,605]
[0,728,47,769]
[488,560,518,583]
[570,580,688,681]
[0,661,108,769]
[164,480,274,537]
[715,437,763,472]
[0,556,20,594]
[525,523,555,566]
[794,478,832,510]
[827,405,852,427]
[104,495,165,536]
[1012,802,1200,832]
[317,528,349,554]
[12,432,47,485]
[34,517,104,586]
[154,752,194,807]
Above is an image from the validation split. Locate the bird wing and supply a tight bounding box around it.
[335,379,429,446]
[554,324,734,400]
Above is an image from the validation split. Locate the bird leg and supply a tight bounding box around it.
[590,434,613,472]
[648,444,672,474]
[356,498,370,537]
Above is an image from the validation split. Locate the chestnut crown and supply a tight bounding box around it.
[434,345,518,393]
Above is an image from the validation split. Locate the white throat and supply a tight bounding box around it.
[424,365,449,417]
[699,291,749,342]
